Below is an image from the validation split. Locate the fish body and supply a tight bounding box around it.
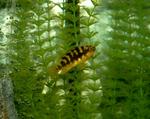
[49,45,95,74]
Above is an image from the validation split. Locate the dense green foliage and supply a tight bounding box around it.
[100,0,150,119]
[6,0,101,119]
[3,0,149,118]
[0,0,9,9]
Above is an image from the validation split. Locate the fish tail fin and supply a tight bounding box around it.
[48,65,58,76]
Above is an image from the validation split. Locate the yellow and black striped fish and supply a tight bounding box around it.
[49,45,95,74]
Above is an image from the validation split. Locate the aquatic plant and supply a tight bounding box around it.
[7,0,101,118]
[100,0,150,118]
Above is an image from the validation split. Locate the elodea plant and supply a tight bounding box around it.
[100,0,150,119]
[7,0,102,119]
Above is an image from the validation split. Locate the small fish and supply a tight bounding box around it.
[49,45,95,74]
